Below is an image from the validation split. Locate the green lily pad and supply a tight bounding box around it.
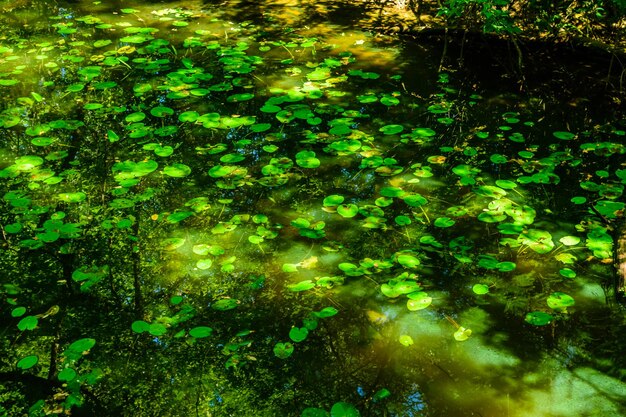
[525,311,553,326]
[399,335,414,346]
[288,280,315,292]
[406,295,432,310]
[131,320,150,333]
[67,338,96,353]
[296,150,320,168]
[313,307,338,318]
[547,292,575,311]
[189,326,213,338]
[453,327,472,341]
[553,131,576,140]
[337,204,359,218]
[17,315,38,331]
[163,164,191,178]
[330,402,360,417]
[379,124,404,135]
[472,284,490,294]
[11,306,26,317]
[148,323,167,336]
[273,342,294,359]
[434,217,455,228]
[17,355,39,370]
[289,327,309,342]
[58,368,77,382]
[150,106,174,118]
[519,229,554,254]
[323,195,344,207]
[397,254,420,268]
[559,236,581,246]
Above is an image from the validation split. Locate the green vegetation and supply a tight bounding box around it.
[1,1,625,417]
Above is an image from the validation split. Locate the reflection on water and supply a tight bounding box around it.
[0,0,625,416]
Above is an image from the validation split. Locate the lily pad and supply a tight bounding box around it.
[525,311,553,326]
[399,335,414,347]
[17,355,39,370]
[379,124,404,135]
[273,342,294,359]
[330,402,360,417]
[289,327,309,342]
[337,204,359,218]
[163,164,191,178]
[547,292,575,311]
[189,326,213,338]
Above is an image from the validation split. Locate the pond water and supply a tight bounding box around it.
[1,1,626,416]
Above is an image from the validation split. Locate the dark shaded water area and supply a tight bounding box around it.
[1,0,626,416]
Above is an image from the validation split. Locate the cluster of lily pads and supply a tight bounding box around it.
[1,2,625,416]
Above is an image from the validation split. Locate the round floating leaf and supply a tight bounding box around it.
[15,155,44,170]
[179,111,199,123]
[57,192,86,203]
[288,280,315,292]
[398,335,414,347]
[251,123,271,133]
[67,338,96,353]
[519,229,554,254]
[17,316,38,331]
[296,150,320,168]
[553,131,576,140]
[148,323,167,336]
[559,236,581,246]
[330,401,360,417]
[559,268,577,278]
[434,217,455,228]
[407,296,432,311]
[395,215,411,226]
[495,180,517,189]
[196,259,213,270]
[131,320,150,333]
[17,355,38,370]
[163,164,191,178]
[525,311,553,326]
[227,93,254,102]
[571,196,586,204]
[189,326,213,338]
[379,124,404,135]
[11,306,26,317]
[473,284,490,294]
[120,35,152,44]
[337,204,359,218]
[547,292,575,311]
[289,327,309,343]
[58,368,77,382]
[273,342,294,359]
[497,261,516,272]
[248,235,264,244]
[314,307,338,318]
[150,106,174,118]
[397,254,420,268]
[66,83,85,93]
[453,327,472,341]
[323,194,344,207]
[125,112,146,122]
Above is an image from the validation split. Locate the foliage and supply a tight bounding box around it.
[0,1,624,416]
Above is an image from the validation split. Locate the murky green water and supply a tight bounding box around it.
[1,1,626,416]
